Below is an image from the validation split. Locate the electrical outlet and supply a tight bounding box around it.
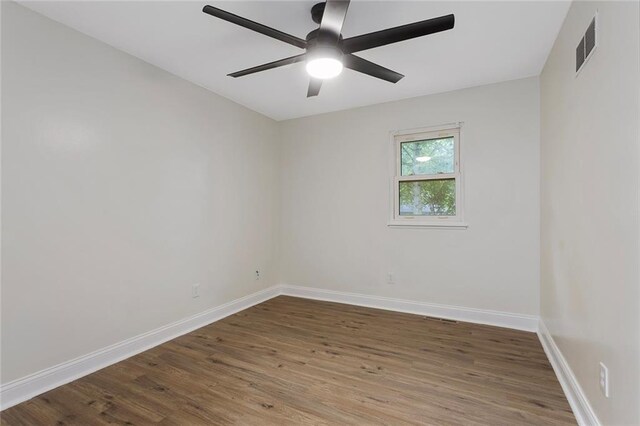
[599,362,609,397]
[387,273,394,285]
[192,283,200,299]
[255,270,260,280]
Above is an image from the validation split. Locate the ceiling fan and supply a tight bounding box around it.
[202,1,454,97]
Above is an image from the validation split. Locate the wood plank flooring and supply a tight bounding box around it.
[1,296,575,425]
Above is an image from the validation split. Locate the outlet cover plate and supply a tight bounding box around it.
[599,362,609,397]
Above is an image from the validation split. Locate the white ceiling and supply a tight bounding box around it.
[21,1,570,121]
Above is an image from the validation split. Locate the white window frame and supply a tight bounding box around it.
[388,123,467,229]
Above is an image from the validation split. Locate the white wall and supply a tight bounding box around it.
[1,2,280,383]
[540,1,640,425]
[279,77,541,316]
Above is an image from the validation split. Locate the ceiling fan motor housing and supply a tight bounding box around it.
[306,28,343,57]
[307,1,344,53]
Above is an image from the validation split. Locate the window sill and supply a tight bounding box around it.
[387,220,468,229]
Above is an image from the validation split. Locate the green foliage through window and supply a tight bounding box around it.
[401,137,454,176]
[399,179,456,216]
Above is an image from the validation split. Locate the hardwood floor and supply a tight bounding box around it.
[1,296,575,425]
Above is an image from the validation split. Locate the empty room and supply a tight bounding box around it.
[1,0,639,424]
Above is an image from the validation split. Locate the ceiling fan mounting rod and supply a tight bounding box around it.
[311,2,326,25]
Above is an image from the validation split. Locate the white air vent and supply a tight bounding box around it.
[576,13,597,74]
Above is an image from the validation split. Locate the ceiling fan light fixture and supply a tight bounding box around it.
[306,57,343,79]
[306,45,343,79]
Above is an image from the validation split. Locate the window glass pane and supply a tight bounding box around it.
[399,179,456,216]
[400,137,454,176]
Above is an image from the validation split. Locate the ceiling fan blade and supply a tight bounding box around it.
[341,14,454,54]
[318,0,350,44]
[228,54,307,78]
[202,5,307,49]
[343,54,404,83]
[307,78,322,97]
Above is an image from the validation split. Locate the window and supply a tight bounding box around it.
[389,125,466,228]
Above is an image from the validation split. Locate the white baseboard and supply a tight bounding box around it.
[537,320,600,426]
[0,285,281,411]
[279,284,539,332]
[281,285,597,422]
[0,283,553,415]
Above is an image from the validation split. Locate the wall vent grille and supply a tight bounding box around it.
[576,14,597,74]
[423,316,459,324]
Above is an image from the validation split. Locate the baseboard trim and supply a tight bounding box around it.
[0,283,549,413]
[537,320,600,426]
[0,285,281,411]
[279,284,539,332]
